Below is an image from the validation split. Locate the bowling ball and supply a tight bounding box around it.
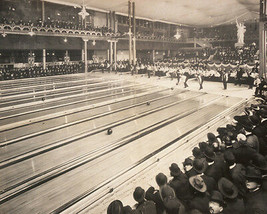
[42,97,45,101]
[171,87,174,90]
[107,128,113,135]
[146,102,150,106]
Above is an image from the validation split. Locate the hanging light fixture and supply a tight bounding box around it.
[174,29,181,40]
[64,37,68,42]
[2,31,7,37]
[78,6,89,19]
[92,40,96,46]
[28,30,35,36]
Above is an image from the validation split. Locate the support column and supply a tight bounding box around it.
[114,41,117,71]
[128,1,132,65]
[42,49,46,70]
[259,22,266,79]
[108,40,113,72]
[132,1,136,70]
[152,50,155,63]
[83,39,88,73]
[41,0,45,22]
[81,49,84,61]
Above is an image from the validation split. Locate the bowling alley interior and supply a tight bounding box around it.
[0,0,267,213]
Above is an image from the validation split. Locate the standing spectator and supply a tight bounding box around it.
[208,191,225,214]
[222,70,228,90]
[133,187,157,214]
[243,166,267,214]
[188,175,210,213]
[169,163,194,203]
[218,177,245,214]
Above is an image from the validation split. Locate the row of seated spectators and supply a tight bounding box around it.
[0,16,115,33]
[214,44,258,64]
[0,63,84,80]
[107,95,267,214]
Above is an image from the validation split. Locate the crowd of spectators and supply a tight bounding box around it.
[0,16,115,33]
[214,44,258,64]
[0,63,84,80]
[107,95,267,214]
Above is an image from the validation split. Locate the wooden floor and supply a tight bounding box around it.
[0,73,251,213]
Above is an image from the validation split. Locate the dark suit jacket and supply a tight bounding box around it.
[224,198,245,214]
[169,173,194,202]
[244,188,267,214]
[187,192,210,214]
[229,163,247,197]
[204,160,224,182]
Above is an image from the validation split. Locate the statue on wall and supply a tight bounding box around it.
[236,19,246,44]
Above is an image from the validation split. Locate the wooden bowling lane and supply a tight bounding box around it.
[0,86,166,143]
[0,88,179,163]
[0,93,219,202]
[0,96,241,213]
[0,83,151,125]
[0,79,125,108]
[0,73,86,90]
[0,77,103,98]
[0,82,149,119]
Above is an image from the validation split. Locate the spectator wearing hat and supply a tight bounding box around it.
[204,147,224,182]
[192,147,205,160]
[250,153,267,191]
[145,173,168,214]
[232,133,257,165]
[107,200,133,214]
[188,175,210,213]
[243,166,267,214]
[208,191,225,214]
[160,185,186,214]
[133,186,157,214]
[193,158,217,194]
[218,177,245,214]
[169,163,194,203]
[198,142,209,154]
[183,157,197,178]
[223,150,246,197]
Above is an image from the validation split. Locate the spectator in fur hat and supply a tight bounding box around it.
[188,175,210,213]
[133,187,157,214]
[208,191,225,214]
[218,177,245,214]
[243,166,267,214]
[183,157,197,178]
[169,163,194,203]
[223,150,247,197]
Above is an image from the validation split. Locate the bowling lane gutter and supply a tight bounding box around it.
[0,79,123,103]
[0,83,158,137]
[0,92,214,204]
[0,88,184,167]
[0,83,151,122]
[0,81,143,114]
[0,77,103,96]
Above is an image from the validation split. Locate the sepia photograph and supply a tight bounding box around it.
[0,0,266,213]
